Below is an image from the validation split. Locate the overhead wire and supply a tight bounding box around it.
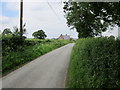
[46,0,63,23]
[46,0,72,36]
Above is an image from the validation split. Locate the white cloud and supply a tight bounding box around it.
[0,16,9,23]
[6,2,19,11]
[1,0,119,38]
[102,26,118,37]
[0,16,19,32]
[2,0,67,3]
[1,1,78,38]
[22,2,78,38]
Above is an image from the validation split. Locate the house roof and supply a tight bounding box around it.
[58,34,70,39]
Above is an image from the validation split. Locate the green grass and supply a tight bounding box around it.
[67,37,120,88]
[2,39,70,75]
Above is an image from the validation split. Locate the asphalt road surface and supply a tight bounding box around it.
[2,43,74,88]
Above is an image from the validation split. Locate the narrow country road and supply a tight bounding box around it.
[2,43,74,88]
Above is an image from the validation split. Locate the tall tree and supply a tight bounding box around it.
[2,28,12,35]
[32,30,47,39]
[63,2,120,38]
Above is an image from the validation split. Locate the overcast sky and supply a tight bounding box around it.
[0,0,118,38]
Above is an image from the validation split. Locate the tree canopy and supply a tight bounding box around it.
[2,23,26,35]
[12,24,26,36]
[2,28,12,35]
[63,2,120,38]
[32,30,47,39]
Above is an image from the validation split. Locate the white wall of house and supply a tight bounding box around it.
[63,35,70,40]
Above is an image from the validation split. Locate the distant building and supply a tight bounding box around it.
[58,34,70,40]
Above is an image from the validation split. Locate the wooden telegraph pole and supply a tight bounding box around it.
[20,0,23,37]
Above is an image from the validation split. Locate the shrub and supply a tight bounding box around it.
[67,37,120,88]
[2,35,25,51]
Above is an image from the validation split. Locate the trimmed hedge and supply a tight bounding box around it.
[67,37,120,88]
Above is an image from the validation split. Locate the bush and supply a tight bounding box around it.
[67,37,120,88]
[2,35,25,52]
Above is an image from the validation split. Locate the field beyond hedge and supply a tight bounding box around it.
[67,37,120,88]
[2,38,70,75]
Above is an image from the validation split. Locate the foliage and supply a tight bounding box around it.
[2,25,27,53]
[2,28,12,35]
[2,24,26,37]
[63,2,120,38]
[12,25,26,37]
[2,39,70,74]
[32,30,47,39]
[67,37,120,88]
[2,35,25,52]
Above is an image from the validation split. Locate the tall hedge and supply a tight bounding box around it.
[2,35,25,52]
[67,37,120,88]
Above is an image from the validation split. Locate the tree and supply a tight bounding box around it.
[63,2,120,38]
[12,26,19,36]
[32,30,47,39]
[2,28,12,35]
[12,24,26,37]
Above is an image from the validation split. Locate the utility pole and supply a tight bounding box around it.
[20,0,23,37]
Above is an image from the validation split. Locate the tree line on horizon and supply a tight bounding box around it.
[1,26,47,39]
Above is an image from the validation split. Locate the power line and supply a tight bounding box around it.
[46,0,63,23]
[46,0,71,34]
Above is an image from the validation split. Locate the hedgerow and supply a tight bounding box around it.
[67,37,120,88]
[2,37,70,74]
